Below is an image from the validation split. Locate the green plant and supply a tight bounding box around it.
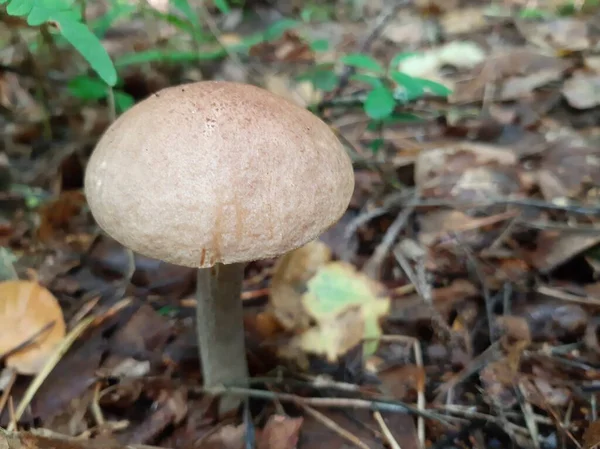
[298,50,451,123]
[1,0,117,86]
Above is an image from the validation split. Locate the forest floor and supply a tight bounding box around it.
[2,0,600,448]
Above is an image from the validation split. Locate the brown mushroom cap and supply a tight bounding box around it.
[84,81,354,268]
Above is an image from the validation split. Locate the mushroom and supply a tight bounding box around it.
[84,81,355,415]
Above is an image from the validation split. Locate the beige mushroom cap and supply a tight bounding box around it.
[84,81,354,268]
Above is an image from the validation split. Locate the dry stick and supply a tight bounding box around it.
[536,285,600,307]
[300,404,371,449]
[363,196,417,279]
[373,411,402,449]
[0,369,16,417]
[7,317,95,431]
[200,386,453,425]
[380,335,426,449]
[393,243,454,341]
[516,382,541,449]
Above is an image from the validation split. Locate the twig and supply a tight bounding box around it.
[300,404,371,449]
[536,285,600,307]
[433,342,502,403]
[460,239,496,342]
[7,317,95,431]
[516,382,540,449]
[0,369,17,418]
[363,194,417,279]
[373,411,402,449]
[379,335,425,449]
[198,385,455,425]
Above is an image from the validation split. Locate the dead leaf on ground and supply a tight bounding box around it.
[583,419,600,449]
[257,415,303,449]
[440,6,489,36]
[284,261,390,363]
[199,423,245,449]
[515,18,590,52]
[537,141,600,202]
[397,41,486,89]
[380,13,433,45]
[0,279,65,374]
[37,190,86,242]
[450,48,570,103]
[563,72,600,109]
[528,232,600,273]
[414,142,521,202]
[269,240,332,331]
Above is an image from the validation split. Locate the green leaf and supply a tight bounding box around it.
[340,53,384,73]
[389,71,424,98]
[264,18,300,41]
[90,3,137,38]
[297,66,338,92]
[115,49,221,67]
[68,75,108,100]
[415,77,452,96]
[368,137,385,154]
[6,0,34,16]
[389,51,419,68]
[54,15,117,86]
[383,112,423,123]
[213,0,230,14]
[364,86,395,120]
[171,0,200,29]
[0,0,10,5]
[349,73,383,88]
[309,39,329,52]
[114,90,135,113]
[300,262,390,361]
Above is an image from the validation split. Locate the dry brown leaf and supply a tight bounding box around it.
[515,18,590,52]
[529,232,600,273]
[37,190,86,242]
[257,415,303,449]
[0,280,66,374]
[562,72,600,109]
[201,423,245,449]
[495,315,532,342]
[450,48,570,103]
[440,6,489,36]
[414,142,520,202]
[583,419,600,449]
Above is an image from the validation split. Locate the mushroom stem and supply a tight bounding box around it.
[195,262,249,415]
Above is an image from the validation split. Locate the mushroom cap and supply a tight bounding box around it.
[84,81,354,268]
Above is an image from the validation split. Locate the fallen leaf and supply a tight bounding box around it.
[295,262,390,362]
[269,240,332,331]
[450,48,570,103]
[529,232,600,273]
[257,415,303,449]
[414,142,520,202]
[37,190,86,242]
[583,419,600,449]
[440,6,489,36]
[397,41,486,89]
[0,280,65,374]
[515,18,590,52]
[200,423,245,449]
[562,72,600,109]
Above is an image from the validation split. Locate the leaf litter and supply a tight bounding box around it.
[2,0,600,448]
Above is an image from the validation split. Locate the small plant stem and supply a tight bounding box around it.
[196,262,249,416]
